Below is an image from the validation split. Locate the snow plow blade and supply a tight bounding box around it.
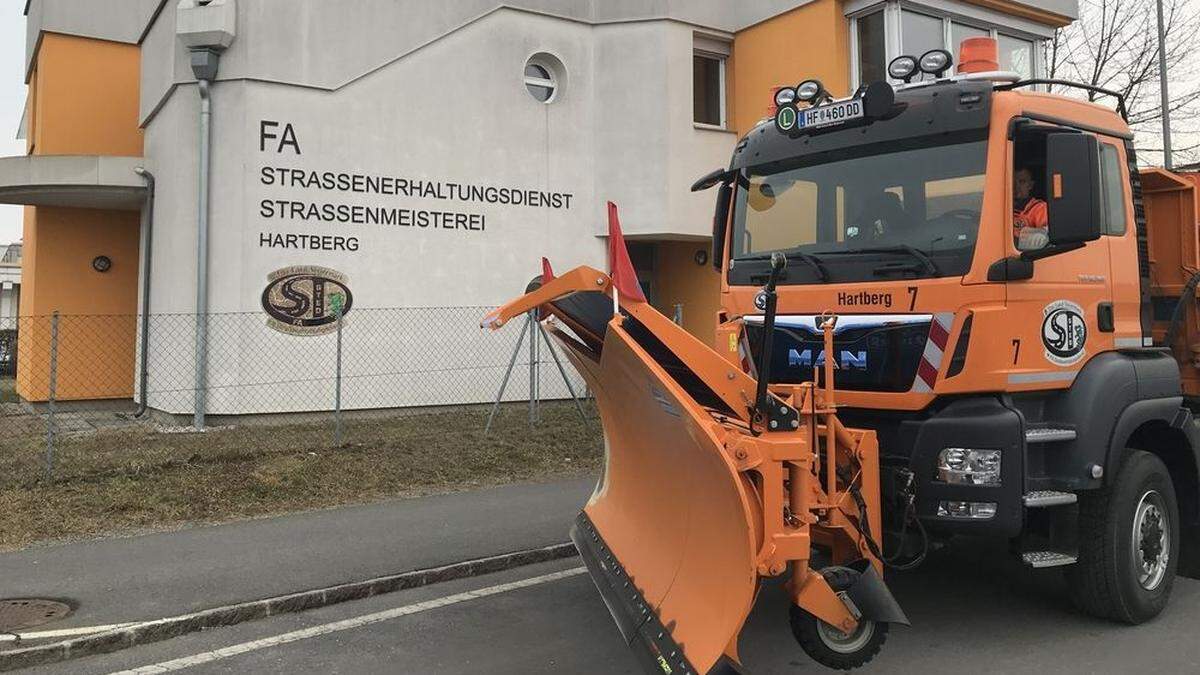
[483,265,901,673]
[566,317,760,675]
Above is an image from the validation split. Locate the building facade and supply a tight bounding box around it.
[0,0,1076,415]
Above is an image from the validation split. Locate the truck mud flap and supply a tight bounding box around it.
[843,559,910,626]
[553,315,760,674]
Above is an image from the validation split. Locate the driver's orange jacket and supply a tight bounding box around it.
[1013,197,1049,238]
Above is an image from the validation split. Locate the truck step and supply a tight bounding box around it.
[1025,427,1077,443]
[1023,490,1077,508]
[1022,551,1077,568]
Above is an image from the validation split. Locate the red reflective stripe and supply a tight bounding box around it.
[928,319,950,351]
[917,359,939,387]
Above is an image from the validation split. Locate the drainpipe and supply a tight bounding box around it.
[176,0,235,428]
[134,167,156,417]
[194,77,213,429]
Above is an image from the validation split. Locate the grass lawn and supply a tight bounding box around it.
[0,403,602,550]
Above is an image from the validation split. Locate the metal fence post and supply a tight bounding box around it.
[45,312,59,481]
[334,304,343,447]
[530,307,540,422]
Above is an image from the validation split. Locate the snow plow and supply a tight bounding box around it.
[482,258,907,673]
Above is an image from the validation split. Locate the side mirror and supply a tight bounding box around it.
[1045,133,1103,246]
[711,182,733,271]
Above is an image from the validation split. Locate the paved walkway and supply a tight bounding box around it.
[0,477,595,635]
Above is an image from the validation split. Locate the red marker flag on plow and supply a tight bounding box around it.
[607,201,646,304]
[536,257,556,319]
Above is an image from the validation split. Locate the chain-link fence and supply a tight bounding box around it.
[0,308,592,487]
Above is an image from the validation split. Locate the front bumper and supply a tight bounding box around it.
[570,512,746,675]
[899,397,1025,537]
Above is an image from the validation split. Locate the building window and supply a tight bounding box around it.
[901,10,943,58]
[693,53,726,127]
[857,10,887,86]
[998,34,1035,80]
[850,2,1046,88]
[524,62,556,103]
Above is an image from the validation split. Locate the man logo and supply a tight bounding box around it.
[789,349,868,370]
[1041,299,1086,366]
[262,265,353,336]
[754,291,768,311]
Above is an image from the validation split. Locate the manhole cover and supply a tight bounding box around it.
[0,599,72,632]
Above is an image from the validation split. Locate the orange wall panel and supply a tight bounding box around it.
[29,32,142,157]
[653,241,722,347]
[15,207,140,402]
[731,1,850,136]
[16,32,144,401]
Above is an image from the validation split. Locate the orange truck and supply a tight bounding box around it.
[486,37,1200,673]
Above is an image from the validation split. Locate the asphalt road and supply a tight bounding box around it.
[1,478,596,631]
[30,539,1200,674]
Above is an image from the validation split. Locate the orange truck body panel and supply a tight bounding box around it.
[1143,168,1200,396]
[719,89,1146,410]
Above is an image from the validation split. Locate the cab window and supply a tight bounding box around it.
[1012,128,1051,250]
[1099,143,1128,235]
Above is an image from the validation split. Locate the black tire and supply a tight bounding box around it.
[789,567,888,670]
[1066,449,1180,624]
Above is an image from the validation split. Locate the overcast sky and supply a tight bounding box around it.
[0,2,26,245]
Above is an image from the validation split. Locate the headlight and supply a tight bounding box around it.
[918,49,953,77]
[887,55,919,82]
[937,501,997,519]
[796,79,825,103]
[937,448,1001,485]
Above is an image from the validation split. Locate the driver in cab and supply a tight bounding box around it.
[1013,166,1048,249]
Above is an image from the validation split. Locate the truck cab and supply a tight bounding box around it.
[703,39,1200,624]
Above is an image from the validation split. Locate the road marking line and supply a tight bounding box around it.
[0,622,141,643]
[109,566,587,675]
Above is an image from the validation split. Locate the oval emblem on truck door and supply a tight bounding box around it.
[262,265,353,336]
[1041,300,1086,366]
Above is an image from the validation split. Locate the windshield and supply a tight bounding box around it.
[730,138,989,284]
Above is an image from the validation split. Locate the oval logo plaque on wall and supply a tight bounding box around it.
[261,265,353,336]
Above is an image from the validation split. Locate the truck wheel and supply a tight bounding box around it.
[1066,449,1179,623]
[789,567,888,670]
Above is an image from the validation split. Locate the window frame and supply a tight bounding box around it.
[693,50,728,130]
[848,1,1047,89]
[523,63,557,103]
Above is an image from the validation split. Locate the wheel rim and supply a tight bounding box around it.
[1131,489,1171,591]
[816,618,875,654]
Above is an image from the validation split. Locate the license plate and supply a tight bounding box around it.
[798,99,864,129]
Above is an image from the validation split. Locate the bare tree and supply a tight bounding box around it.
[1045,0,1200,166]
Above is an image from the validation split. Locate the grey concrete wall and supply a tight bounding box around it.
[24,0,161,77]
[141,10,614,413]
[136,0,826,126]
[1014,0,1077,19]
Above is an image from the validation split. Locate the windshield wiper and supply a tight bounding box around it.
[823,245,939,276]
[735,248,830,281]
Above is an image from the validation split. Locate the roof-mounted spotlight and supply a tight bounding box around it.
[796,79,827,105]
[888,55,919,83]
[919,49,954,78]
[774,87,797,108]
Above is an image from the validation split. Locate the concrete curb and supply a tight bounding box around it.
[0,542,579,671]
